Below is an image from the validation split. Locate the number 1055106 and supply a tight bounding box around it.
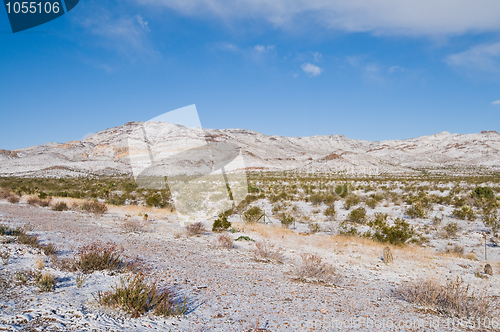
[5,2,60,14]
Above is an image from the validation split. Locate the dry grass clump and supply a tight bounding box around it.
[27,197,41,206]
[27,196,51,207]
[445,244,464,256]
[216,233,233,249]
[80,201,108,216]
[293,253,339,284]
[383,246,393,264]
[14,270,57,291]
[122,219,144,233]
[394,277,500,319]
[52,201,69,211]
[74,241,125,273]
[35,272,57,292]
[186,222,205,236]
[94,274,188,318]
[0,251,10,265]
[252,240,283,263]
[7,195,20,204]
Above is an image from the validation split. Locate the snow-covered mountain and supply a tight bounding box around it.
[0,122,499,177]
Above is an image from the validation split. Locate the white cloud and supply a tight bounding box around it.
[301,63,322,77]
[492,100,500,105]
[254,44,275,53]
[135,15,151,31]
[445,42,500,72]
[388,65,403,74]
[136,0,500,36]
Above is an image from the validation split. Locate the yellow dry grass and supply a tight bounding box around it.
[237,222,447,267]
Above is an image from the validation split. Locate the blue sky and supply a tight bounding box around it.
[1,0,500,150]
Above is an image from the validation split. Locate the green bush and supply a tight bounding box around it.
[369,215,416,245]
[324,205,336,218]
[280,213,295,228]
[34,272,57,292]
[472,187,495,200]
[405,201,429,219]
[443,222,460,238]
[347,207,367,224]
[212,214,231,232]
[452,206,476,221]
[344,195,360,210]
[243,206,264,223]
[338,220,358,236]
[335,183,350,198]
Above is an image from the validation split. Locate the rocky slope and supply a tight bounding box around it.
[0,122,499,177]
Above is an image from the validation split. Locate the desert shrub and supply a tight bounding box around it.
[52,202,68,211]
[34,272,57,292]
[293,253,339,284]
[76,273,89,288]
[17,231,40,247]
[347,207,367,224]
[405,201,429,219]
[252,240,283,263]
[344,195,360,210]
[452,206,476,221]
[7,195,20,204]
[122,219,144,233]
[94,274,188,318]
[235,236,254,242]
[446,244,464,256]
[366,198,378,209]
[369,216,417,245]
[186,222,205,236]
[472,187,495,201]
[243,206,264,223]
[338,220,359,237]
[27,197,41,206]
[41,242,58,256]
[335,183,350,198]
[38,199,51,207]
[443,222,460,238]
[145,193,165,208]
[394,277,500,319]
[81,201,108,216]
[216,233,233,249]
[212,214,231,232]
[324,204,336,218]
[76,241,124,273]
[280,213,294,228]
[38,192,48,199]
[309,222,321,233]
[0,251,10,265]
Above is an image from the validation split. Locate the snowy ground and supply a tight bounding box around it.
[0,199,499,331]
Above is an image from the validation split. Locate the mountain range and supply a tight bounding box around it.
[1,121,499,177]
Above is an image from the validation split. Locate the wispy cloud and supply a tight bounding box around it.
[301,63,322,77]
[492,100,500,105]
[135,15,150,31]
[445,42,500,72]
[75,7,158,60]
[254,45,275,53]
[136,0,500,36]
